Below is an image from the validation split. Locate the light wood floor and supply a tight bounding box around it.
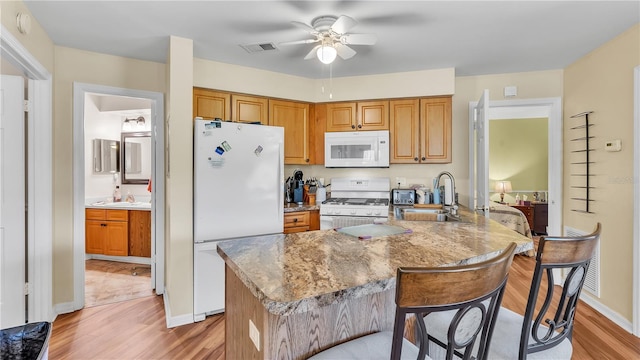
[85,259,154,307]
[50,255,640,359]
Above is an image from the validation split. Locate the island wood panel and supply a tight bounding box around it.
[420,97,452,163]
[357,100,389,131]
[389,99,420,163]
[232,94,269,125]
[226,265,396,360]
[128,210,151,257]
[193,88,231,120]
[269,99,309,164]
[309,210,320,231]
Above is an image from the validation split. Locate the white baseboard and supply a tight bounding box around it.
[163,289,194,328]
[86,254,152,265]
[580,292,634,334]
[53,301,76,318]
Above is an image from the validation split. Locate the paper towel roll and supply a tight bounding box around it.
[316,187,327,203]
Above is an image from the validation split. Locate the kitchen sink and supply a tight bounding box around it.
[395,207,461,222]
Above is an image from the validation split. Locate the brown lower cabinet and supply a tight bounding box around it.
[85,208,151,257]
[284,210,320,234]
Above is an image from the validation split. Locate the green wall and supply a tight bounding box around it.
[489,118,548,198]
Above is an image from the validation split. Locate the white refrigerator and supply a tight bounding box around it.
[193,119,284,320]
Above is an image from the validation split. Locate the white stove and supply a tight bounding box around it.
[320,177,390,230]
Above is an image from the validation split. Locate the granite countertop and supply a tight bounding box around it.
[283,203,320,212]
[216,206,533,317]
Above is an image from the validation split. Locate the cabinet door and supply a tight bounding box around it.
[325,102,356,131]
[104,221,129,256]
[420,97,452,163]
[390,99,420,163]
[193,88,231,120]
[357,101,389,131]
[129,210,151,257]
[85,220,105,254]
[232,94,269,125]
[269,100,310,165]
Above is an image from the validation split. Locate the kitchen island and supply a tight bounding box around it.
[216,207,533,360]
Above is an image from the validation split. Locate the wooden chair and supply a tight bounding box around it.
[426,223,601,359]
[307,242,518,360]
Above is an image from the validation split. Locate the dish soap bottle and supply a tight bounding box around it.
[113,186,122,202]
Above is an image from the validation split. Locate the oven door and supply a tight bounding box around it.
[320,215,387,230]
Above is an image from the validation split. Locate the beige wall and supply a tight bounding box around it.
[563,23,640,321]
[53,46,166,304]
[489,118,549,203]
[165,36,194,317]
[0,1,54,72]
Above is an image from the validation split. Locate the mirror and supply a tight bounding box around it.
[121,132,151,184]
[92,139,120,174]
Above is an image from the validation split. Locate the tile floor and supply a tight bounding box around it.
[85,259,154,308]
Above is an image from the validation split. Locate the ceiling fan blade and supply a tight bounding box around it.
[291,21,318,34]
[304,45,321,60]
[335,43,356,60]
[279,39,320,46]
[340,33,377,46]
[331,15,357,34]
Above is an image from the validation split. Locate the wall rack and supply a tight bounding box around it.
[569,111,594,213]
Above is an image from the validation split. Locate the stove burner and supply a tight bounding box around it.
[322,197,389,206]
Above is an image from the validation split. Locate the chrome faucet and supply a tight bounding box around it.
[436,171,457,212]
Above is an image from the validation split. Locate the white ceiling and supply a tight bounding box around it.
[24,1,639,79]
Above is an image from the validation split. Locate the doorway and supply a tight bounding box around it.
[468,96,563,238]
[72,83,165,310]
[82,92,154,307]
[633,65,639,336]
[0,25,53,323]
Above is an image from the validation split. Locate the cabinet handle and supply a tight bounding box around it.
[421,157,426,161]
[357,124,362,129]
[293,218,298,223]
[414,157,419,161]
[305,159,310,163]
[351,124,356,129]
[101,223,107,227]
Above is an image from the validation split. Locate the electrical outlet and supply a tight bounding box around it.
[395,177,407,187]
[249,319,260,351]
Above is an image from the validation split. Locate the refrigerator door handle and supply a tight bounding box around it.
[278,143,284,216]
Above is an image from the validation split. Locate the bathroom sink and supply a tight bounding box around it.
[395,208,461,222]
[91,201,150,208]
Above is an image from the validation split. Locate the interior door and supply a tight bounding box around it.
[0,75,27,327]
[474,89,490,216]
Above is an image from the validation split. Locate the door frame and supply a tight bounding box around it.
[468,97,563,238]
[72,83,165,310]
[0,24,53,322]
[633,65,639,336]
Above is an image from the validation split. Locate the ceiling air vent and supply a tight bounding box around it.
[240,43,278,53]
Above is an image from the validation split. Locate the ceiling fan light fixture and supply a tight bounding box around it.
[317,45,337,64]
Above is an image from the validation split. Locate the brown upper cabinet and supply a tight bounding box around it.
[269,99,310,165]
[390,96,452,164]
[232,94,269,125]
[325,101,389,132]
[193,88,231,120]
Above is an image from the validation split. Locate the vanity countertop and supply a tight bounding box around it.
[85,197,151,210]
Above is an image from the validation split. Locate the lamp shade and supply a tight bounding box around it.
[494,181,512,193]
[317,45,337,64]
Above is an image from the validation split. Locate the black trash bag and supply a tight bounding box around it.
[0,322,52,360]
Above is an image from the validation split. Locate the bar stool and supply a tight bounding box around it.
[308,242,518,360]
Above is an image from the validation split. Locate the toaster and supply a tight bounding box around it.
[391,189,416,205]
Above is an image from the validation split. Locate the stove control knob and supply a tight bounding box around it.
[350,211,357,215]
[335,210,342,215]
[366,211,373,215]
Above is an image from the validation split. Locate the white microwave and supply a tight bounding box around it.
[324,130,390,168]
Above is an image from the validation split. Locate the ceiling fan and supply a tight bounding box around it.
[279,15,377,64]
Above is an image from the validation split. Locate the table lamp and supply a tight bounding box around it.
[495,181,512,204]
